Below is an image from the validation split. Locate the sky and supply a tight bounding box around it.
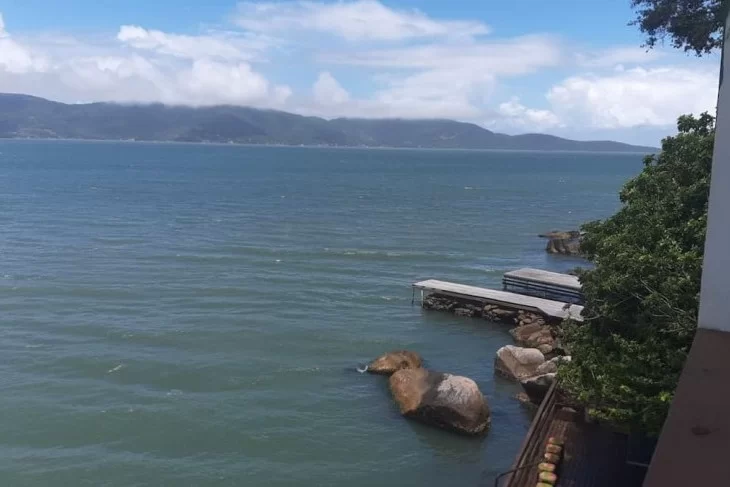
[0,0,722,146]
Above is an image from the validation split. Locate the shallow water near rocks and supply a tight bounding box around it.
[0,140,643,486]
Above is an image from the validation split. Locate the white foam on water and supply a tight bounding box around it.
[107,364,125,374]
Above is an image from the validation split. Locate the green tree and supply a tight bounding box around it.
[560,113,715,434]
[631,0,728,55]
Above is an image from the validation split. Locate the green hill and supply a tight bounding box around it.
[0,93,656,152]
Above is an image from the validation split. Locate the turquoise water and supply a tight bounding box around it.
[0,141,644,486]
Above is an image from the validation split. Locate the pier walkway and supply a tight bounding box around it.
[413,279,584,322]
[503,268,584,305]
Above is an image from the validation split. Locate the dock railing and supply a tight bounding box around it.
[494,380,560,487]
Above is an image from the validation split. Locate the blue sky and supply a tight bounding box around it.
[0,0,722,145]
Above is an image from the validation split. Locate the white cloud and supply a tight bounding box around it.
[178,59,282,106]
[314,33,562,121]
[313,72,349,104]
[547,66,719,128]
[575,46,662,68]
[298,67,491,120]
[322,34,562,75]
[57,55,171,103]
[117,25,260,61]
[370,68,491,118]
[0,13,48,74]
[234,0,488,41]
[306,34,562,121]
[497,97,561,130]
[0,13,289,107]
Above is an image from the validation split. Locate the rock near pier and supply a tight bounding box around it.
[494,345,546,381]
[539,230,582,256]
[389,368,491,435]
[367,350,423,375]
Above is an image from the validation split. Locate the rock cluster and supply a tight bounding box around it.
[420,290,571,407]
[514,310,546,327]
[424,294,556,327]
[483,304,517,323]
[510,322,556,355]
[423,295,485,317]
[539,230,582,256]
[366,350,491,436]
[495,345,571,405]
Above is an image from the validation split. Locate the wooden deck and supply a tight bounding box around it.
[413,279,584,322]
[496,382,646,487]
[503,268,584,305]
[503,268,581,290]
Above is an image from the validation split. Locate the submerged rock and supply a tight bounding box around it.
[514,391,538,410]
[389,368,491,435]
[422,295,455,312]
[483,306,519,323]
[367,350,423,375]
[494,345,546,381]
[453,308,470,317]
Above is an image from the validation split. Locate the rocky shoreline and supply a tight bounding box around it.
[363,290,573,436]
[422,293,569,405]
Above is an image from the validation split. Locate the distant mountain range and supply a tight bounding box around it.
[0,93,656,152]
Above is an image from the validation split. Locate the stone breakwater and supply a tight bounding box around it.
[422,293,569,404]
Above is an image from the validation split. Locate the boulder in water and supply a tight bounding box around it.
[539,230,582,256]
[389,368,491,435]
[367,350,423,375]
[494,345,545,381]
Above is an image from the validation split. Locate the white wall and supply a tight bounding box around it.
[698,16,730,332]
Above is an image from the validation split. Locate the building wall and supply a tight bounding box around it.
[697,18,730,332]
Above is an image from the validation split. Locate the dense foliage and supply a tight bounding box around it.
[631,0,728,55]
[561,113,715,434]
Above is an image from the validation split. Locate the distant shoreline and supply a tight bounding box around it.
[0,93,659,154]
[0,136,658,155]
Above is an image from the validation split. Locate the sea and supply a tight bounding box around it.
[0,140,645,487]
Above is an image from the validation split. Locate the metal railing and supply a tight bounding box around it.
[495,380,560,487]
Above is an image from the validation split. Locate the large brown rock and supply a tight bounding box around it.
[510,323,551,346]
[540,230,582,256]
[389,368,491,435]
[510,322,556,354]
[494,345,545,381]
[367,350,423,375]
